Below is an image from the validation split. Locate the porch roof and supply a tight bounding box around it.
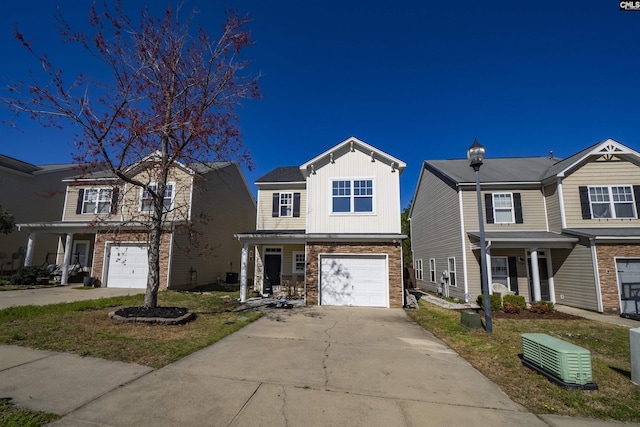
[16,220,184,234]
[235,230,407,245]
[563,228,640,242]
[467,230,578,249]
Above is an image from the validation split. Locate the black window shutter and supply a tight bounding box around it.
[508,257,519,295]
[272,193,279,217]
[111,188,119,214]
[293,193,301,217]
[634,186,640,218]
[513,193,523,224]
[579,186,591,219]
[76,189,84,214]
[484,193,494,224]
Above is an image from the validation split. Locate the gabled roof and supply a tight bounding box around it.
[425,156,561,186]
[255,166,305,184]
[541,138,640,180]
[299,136,406,176]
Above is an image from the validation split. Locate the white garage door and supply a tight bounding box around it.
[320,255,388,307]
[107,244,149,288]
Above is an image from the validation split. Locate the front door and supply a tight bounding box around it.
[528,256,550,301]
[264,248,282,295]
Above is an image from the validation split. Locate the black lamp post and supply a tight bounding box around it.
[468,138,493,333]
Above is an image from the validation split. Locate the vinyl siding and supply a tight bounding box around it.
[552,241,599,311]
[461,187,548,232]
[169,164,256,290]
[0,167,73,268]
[562,158,640,227]
[306,144,401,234]
[544,182,562,232]
[256,185,306,230]
[410,168,465,300]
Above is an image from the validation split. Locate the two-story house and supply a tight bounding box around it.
[236,137,407,308]
[409,138,640,317]
[18,153,256,290]
[0,154,78,274]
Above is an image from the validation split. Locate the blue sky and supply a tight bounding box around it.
[2,1,640,208]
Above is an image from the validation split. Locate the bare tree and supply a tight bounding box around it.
[4,2,260,308]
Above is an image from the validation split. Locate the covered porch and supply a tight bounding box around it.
[468,231,578,303]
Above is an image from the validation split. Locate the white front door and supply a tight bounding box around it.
[106,244,148,288]
[320,255,388,307]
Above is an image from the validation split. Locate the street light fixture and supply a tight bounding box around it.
[468,138,493,333]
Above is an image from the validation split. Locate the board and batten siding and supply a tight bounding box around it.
[552,242,599,311]
[410,168,464,298]
[562,158,640,227]
[306,145,401,234]
[256,185,306,230]
[169,164,256,290]
[544,182,562,233]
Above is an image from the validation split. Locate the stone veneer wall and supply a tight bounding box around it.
[305,242,403,308]
[595,243,640,313]
[92,231,172,290]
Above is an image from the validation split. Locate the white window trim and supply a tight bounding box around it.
[329,177,376,215]
[292,251,305,274]
[429,258,436,283]
[448,257,457,287]
[82,187,113,214]
[492,192,515,224]
[414,259,423,281]
[588,185,636,219]
[279,192,294,218]
[139,182,176,213]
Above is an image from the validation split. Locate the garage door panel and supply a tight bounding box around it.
[107,244,148,288]
[320,255,387,307]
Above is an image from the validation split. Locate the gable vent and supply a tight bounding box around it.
[521,333,594,386]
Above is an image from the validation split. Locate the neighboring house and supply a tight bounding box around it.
[409,138,640,316]
[0,154,78,274]
[18,154,256,289]
[236,136,407,308]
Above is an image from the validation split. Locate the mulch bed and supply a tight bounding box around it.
[477,309,582,320]
[109,306,195,325]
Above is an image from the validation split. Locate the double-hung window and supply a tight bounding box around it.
[331,179,373,213]
[588,186,635,219]
[279,193,293,217]
[429,258,436,282]
[293,252,305,274]
[81,188,113,214]
[414,259,423,281]
[140,182,175,213]
[493,193,514,223]
[447,257,456,287]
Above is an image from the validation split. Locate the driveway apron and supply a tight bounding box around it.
[52,306,546,427]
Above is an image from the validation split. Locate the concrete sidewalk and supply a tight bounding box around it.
[0,286,146,309]
[0,306,635,426]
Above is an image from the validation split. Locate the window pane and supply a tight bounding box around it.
[615,203,634,218]
[493,194,512,208]
[493,194,513,223]
[354,180,373,195]
[495,209,512,223]
[333,197,350,212]
[592,203,611,218]
[332,181,350,196]
[354,197,372,212]
[83,189,97,213]
[589,187,609,202]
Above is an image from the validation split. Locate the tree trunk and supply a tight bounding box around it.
[144,182,166,309]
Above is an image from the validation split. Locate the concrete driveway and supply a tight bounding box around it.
[48,306,547,427]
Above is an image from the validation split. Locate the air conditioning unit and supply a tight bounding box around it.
[521,333,594,387]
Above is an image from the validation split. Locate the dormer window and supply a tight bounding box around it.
[331,179,374,214]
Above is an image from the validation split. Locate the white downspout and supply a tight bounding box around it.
[240,243,248,303]
[557,177,567,229]
[590,238,604,312]
[458,189,469,302]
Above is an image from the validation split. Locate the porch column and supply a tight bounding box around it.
[60,234,73,285]
[24,233,36,267]
[530,248,542,301]
[240,243,248,303]
[485,249,493,294]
